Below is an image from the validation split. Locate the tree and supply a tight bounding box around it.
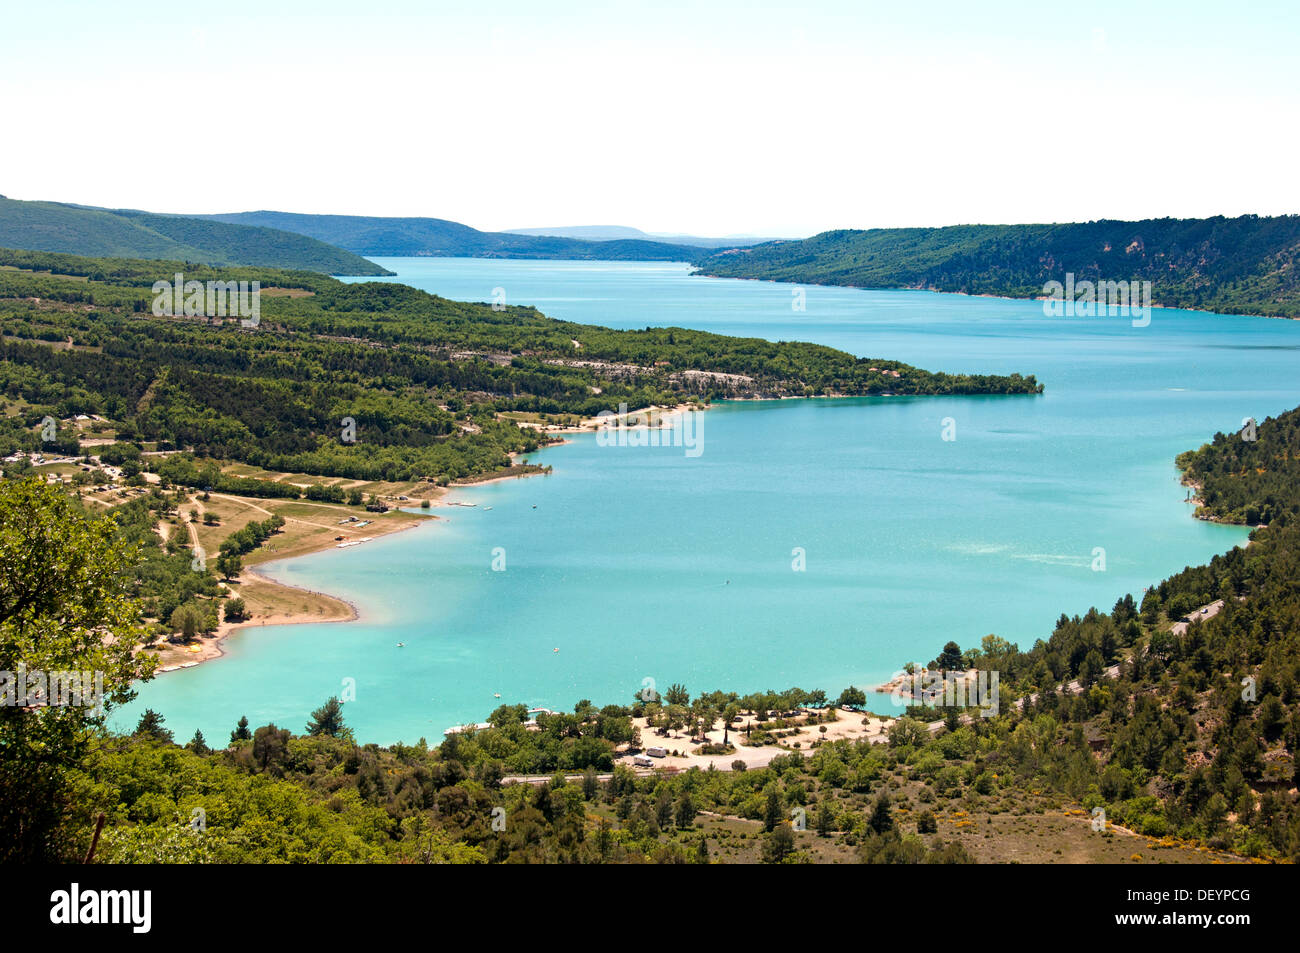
[187,729,210,755]
[169,604,202,642]
[230,715,251,743]
[933,641,964,672]
[216,553,243,581]
[307,696,346,737]
[251,724,292,776]
[654,789,673,829]
[224,597,248,622]
[695,836,709,864]
[665,704,689,735]
[764,787,783,832]
[664,683,690,706]
[815,800,836,836]
[675,792,697,829]
[762,823,796,863]
[488,703,528,728]
[868,793,894,835]
[837,686,867,709]
[134,709,173,744]
[888,717,928,748]
[693,702,717,739]
[0,478,153,863]
[722,703,740,744]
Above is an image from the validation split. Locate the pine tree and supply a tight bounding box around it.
[307,696,346,737]
[868,793,894,835]
[761,823,795,863]
[133,709,173,744]
[695,836,709,864]
[815,800,836,836]
[764,787,783,832]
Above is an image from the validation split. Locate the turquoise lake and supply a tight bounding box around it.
[120,259,1300,744]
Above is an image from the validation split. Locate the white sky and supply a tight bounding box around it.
[2,0,1298,237]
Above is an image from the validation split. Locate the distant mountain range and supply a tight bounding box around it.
[691,215,1300,318]
[0,197,392,276]
[197,211,708,261]
[0,198,737,273]
[503,225,783,248]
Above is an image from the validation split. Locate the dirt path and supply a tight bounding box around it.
[209,492,377,535]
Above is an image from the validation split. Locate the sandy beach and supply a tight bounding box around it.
[613,707,894,773]
[149,509,431,672]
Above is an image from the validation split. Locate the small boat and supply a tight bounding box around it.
[493,692,501,698]
[396,642,405,647]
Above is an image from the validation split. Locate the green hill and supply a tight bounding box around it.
[693,215,1300,318]
[200,210,707,261]
[0,197,391,276]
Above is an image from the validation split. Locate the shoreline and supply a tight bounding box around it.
[148,403,1257,731]
[149,514,429,673]
[148,400,699,673]
[688,269,1295,322]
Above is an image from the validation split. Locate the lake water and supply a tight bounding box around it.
[120,259,1300,744]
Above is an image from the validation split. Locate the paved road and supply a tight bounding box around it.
[1171,599,1224,635]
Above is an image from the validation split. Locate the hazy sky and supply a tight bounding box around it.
[3,0,1297,236]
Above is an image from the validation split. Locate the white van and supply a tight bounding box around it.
[646,746,668,758]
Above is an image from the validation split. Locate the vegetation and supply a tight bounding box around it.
[11,247,1299,864]
[199,210,706,261]
[0,197,391,276]
[0,480,154,863]
[694,215,1300,318]
[0,249,1040,490]
[1177,406,1300,526]
[9,396,1300,864]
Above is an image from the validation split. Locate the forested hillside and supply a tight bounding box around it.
[887,410,1300,862]
[0,248,1041,486]
[0,198,391,276]
[694,215,1300,318]
[201,210,706,260]
[1177,407,1300,526]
